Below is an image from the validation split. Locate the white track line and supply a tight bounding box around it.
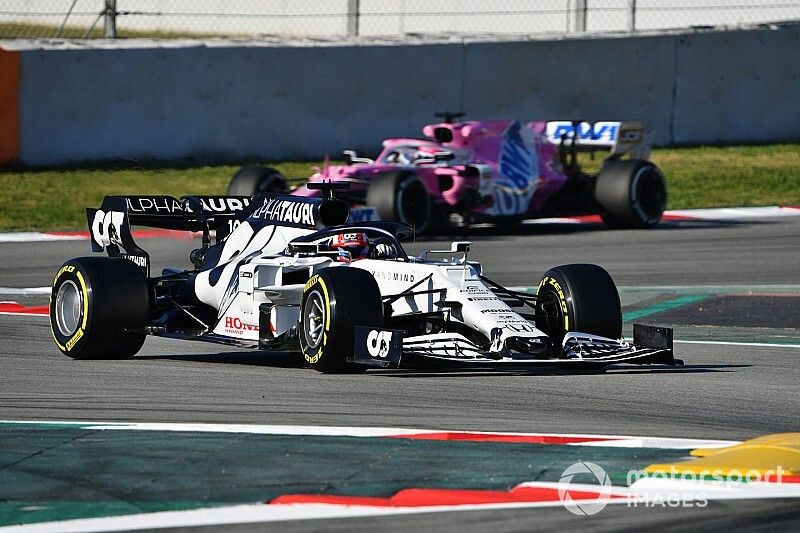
[0,232,85,243]
[0,287,50,295]
[675,339,800,349]
[0,421,738,449]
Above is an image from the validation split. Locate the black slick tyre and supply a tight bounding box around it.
[227,165,288,197]
[366,171,432,233]
[50,257,149,359]
[535,263,622,344]
[299,267,383,373]
[595,160,666,228]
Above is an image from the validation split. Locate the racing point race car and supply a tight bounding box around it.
[226,114,667,234]
[50,186,679,372]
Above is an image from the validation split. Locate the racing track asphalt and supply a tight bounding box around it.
[1,216,799,531]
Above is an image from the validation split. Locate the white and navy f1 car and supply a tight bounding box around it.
[50,185,679,372]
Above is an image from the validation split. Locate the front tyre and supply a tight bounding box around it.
[595,160,666,228]
[299,267,383,373]
[50,257,149,359]
[535,264,622,344]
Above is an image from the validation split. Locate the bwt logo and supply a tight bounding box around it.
[547,121,620,143]
[367,330,393,358]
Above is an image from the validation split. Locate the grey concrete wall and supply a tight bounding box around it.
[11,24,800,166]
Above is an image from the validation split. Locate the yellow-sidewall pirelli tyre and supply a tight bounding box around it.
[299,267,383,373]
[50,257,149,359]
[535,263,622,343]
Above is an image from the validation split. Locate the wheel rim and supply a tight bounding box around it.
[54,280,82,337]
[537,288,565,339]
[397,178,429,229]
[632,167,666,225]
[303,290,326,349]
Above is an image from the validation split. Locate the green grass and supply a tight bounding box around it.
[0,162,317,231]
[0,22,240,40]
[0,144,798,232]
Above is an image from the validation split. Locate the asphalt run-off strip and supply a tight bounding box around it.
[0,421,798,532]
[1,206,799,243]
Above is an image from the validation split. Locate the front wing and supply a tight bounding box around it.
[348,323,681,370]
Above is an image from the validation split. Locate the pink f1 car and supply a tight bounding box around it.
[228,114,667,233]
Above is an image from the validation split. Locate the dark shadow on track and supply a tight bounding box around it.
[134,351,307,368]
[133,351,749,376]
[366,363,749,378]
[416,219,765,242]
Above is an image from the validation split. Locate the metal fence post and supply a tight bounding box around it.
[573,0,587,33]
[347,0,360,38]
[628,0,637,32]
[104,0,117,38]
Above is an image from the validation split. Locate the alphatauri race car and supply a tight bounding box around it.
[50,186,679,372]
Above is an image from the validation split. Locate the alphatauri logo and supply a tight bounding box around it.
[367,330,393,358]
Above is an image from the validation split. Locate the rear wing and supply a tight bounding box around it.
[86,195,252,275]
[86,193,351,275]
[544,121,652,159]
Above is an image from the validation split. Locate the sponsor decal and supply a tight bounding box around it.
[480,308,513,314]
[126,197,183,214]
[495,120,539,215]
[223,316,259,334]
[90,209,125,250]
[55,265,75,280]
[367,330,393,358]
[539,276,569,330]
[619,128,643,144]
[122,254,148,268]
[467,296,499,301]
[304,275,320,292]
[250,197,316,226]
[372,271,415,283]
[125,196,250,214]
[460,285,490,295]
[505,323,537,333]
[349,207,379,223]
[546,121,621,144]
[199,197,249,212]
[65,328,84,351]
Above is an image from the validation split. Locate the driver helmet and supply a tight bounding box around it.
[332,232,370,262]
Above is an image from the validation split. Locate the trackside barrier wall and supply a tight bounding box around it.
[1,24,798,166]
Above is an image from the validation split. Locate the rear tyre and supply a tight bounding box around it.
[595,160,666,228]
[535,264,622,344]
[227,165,288,197]
[50,257,149,359]
[299,267,383,373]
[366,171,432,233]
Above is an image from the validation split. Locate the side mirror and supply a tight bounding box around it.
[450,241,471,253]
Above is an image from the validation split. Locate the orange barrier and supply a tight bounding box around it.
[0,49,20,165]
